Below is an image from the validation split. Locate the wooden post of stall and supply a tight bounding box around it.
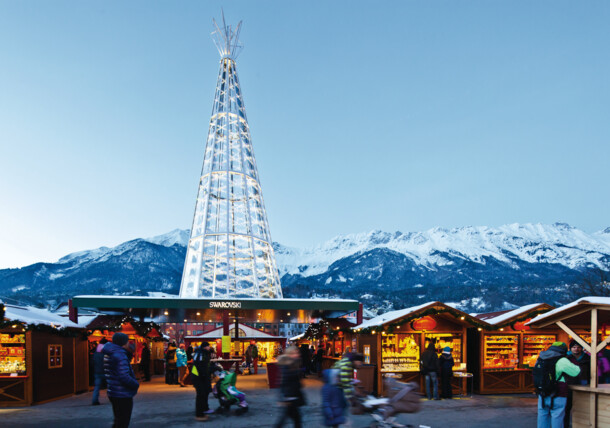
[223,310,230,359]
[590,309,598,428]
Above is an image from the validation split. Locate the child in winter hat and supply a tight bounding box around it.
[442,347,452,354]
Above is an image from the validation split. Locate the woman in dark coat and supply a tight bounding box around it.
[439,347,454,399]
[103,333,139,428]
[275,346,305,428]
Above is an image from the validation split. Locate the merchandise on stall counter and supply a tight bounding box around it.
[484,335,519,370]
[0,333,27,375]
[381,334,420,372]
[522,334,556,367]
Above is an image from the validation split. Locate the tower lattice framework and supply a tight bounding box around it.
[179,16,283,299]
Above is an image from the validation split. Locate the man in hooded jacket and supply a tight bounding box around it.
[536,341,580,428]
[192,341,214,421]
[103,332,139,428]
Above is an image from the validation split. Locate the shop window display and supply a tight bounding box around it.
[381,333,420,372]
[483,335,519,370]
[523,334,556,367]
[0,333,26,375]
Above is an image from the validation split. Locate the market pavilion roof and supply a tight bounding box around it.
[476,303,553,326]
[527,296,610,328]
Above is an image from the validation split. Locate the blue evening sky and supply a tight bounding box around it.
[0,1,609,268]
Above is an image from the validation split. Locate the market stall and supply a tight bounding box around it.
[0,303,92,406]
[85,315,165,380]
[352,302,486,396]
[473,303,556,394]
[528,297,610,428]
[185,323,286,364]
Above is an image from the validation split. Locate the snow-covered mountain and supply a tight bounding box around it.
[0,223,608,312]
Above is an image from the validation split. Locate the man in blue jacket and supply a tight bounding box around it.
[103,332,140,428]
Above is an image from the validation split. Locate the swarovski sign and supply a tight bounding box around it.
[209,301,242,309]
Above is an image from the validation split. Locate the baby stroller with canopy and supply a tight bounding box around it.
[212,365,249,415]
[361,378,421,428]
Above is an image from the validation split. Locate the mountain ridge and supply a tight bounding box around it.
[0,223,608,312]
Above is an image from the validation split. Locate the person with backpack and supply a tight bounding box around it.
[534,341,580,428]
[420,340,440,400]
[564,340,591,428]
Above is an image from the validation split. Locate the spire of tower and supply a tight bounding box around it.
[179,15,283,299]
[211,10,243,60]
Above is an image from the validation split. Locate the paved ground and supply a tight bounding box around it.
[0,373,537,427]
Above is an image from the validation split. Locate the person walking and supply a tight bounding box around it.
[439,347,454,399]
[192,342,215,422]
[103,333,139,428]
[322,368,347,428]
[176,343,188,387]
[140,340,151,382]
[92,338,108,405]
[535,341,580,428]
[274,346,306,428]
[421,340,440,400]
[333,352,364,428]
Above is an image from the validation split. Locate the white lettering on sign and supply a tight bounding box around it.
[209,301,242,309]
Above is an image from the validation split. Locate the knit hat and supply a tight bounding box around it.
[569,339,583,349]
[442,347,451,354]
[112,332,129,347]
[552,341,566,348]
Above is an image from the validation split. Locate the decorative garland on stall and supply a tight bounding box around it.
[350,306,491,336]
[303,319,330,340]
[506,307,554,331]
[87,315,163,340]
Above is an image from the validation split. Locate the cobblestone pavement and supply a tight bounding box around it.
[0,374,537,427]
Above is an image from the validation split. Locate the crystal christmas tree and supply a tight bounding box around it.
[179,15,283,299]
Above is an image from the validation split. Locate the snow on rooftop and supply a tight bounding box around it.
[528,297,610,326]
[354,302,437,330]
[289,333,305,341]
[3,304,93,328]
[483,303,546,325]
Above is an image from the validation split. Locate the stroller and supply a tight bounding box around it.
[360,378,421,428]
[212,365,249,415]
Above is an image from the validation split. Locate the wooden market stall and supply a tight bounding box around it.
[0,303,91,406]
[472,303,557,394]
[85,315,165,380]
[528,297,610,428]
[352,301,486,396]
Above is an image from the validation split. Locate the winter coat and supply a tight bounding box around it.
[333,357,355,399]
[176,348,187,367]
[103,342,139,399]
[566,352,590,385]
[140,345,151,364]
[192,346,212,388]
[537,345,580,398]
[93,350,105,376]
[165,345,177,367]
[278,354,305,406]
[322,369,347,426]
[439,354,454,378]
[421,349,439,375]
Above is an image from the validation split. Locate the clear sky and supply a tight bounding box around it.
[0,1,609,269]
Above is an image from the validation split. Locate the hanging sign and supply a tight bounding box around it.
[513,319,531,331]
[221,335,231,353]
[411,317,437,331]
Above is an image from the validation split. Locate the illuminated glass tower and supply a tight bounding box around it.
[179,15,283,299]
